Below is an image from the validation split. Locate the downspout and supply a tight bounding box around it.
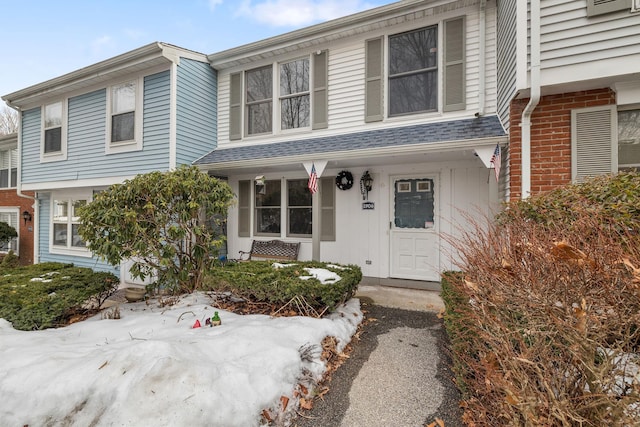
[519,0,541,199]
[478,0,487,116]
[6,102,39,263]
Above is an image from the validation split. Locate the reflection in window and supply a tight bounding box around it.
[255,180,281,234]
[394,179,435,229]
[280,59,310,130]
[287,179,312,236]
[52,199,87,248]
[246,66,273,135]
[44,101,63,153]
[389,26,438,116]
[618,109,640,171]
[0,211,18,252]
[111,81,136,143]
[0,149,17,188]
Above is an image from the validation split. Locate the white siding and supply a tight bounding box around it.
[215,1,499,146]
[540,0,640,85]
[496,0,518,131]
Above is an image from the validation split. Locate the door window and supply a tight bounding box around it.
[394,178,435,229]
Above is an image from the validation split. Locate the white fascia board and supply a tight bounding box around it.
[197,136,507,171]
[20,174,139,192]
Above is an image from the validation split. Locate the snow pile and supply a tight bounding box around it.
[0,293,363,426]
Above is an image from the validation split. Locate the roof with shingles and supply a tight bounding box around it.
[194,115,506,166]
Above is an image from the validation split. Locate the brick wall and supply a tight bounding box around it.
[509,88,616,199]
[0,189,35,265]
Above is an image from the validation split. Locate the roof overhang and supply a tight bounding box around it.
[0,133,17,150]
[2,42,208,109]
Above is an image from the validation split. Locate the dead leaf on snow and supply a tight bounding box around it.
[299,398,314,410]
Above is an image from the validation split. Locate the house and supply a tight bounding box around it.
[0,132,34,264]
[1,43,217,282]
[3,0,509,287]
[193,0,507,284]
[496,0,640,199]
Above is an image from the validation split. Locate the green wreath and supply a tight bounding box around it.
[336,171,354,190]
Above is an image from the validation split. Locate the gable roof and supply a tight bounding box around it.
[194,115,506,169]
[2,42,207,108]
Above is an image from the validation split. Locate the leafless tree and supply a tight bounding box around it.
[0,106,18,136]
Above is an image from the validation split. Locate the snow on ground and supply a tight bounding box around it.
[0,292,363,426]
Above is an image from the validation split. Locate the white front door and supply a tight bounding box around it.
[390,175,440,281]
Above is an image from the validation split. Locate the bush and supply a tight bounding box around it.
[204,261,361,314]
[444,174,640,426]
[0,263,118,330]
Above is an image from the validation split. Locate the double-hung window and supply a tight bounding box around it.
[0,148,17,188]
[52,198,87,251]
[388,26,438,116]
[42,100,67,161]
[287,179,312,236]
[617,109,640,171]
[280,59,310,130]
[255,180,281,235]
[0,210,18,253]
[246,66,273,136]
[107,79,142,153]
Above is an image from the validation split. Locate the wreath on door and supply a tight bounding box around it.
[336,171,354,190]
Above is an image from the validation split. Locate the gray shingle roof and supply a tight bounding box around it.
[194,115,505,165]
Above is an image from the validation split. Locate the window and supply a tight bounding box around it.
[229,51,328,140]
[255,180,281,235]
[280,59,310,130]
[107,79,142,153]
[389,26,438,116]
[0,148,17,188]
[0,210,18,253]
[41,101,67,161]
[246,66,273,135]
[366,18,465,121]
[617,109,640,171]
[241,177,334,240]
[52,198,87,250]
[287,179,312,236]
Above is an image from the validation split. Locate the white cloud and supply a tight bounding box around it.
[209,0,224,11]
[123,28,147,40]
[236,0,378,27]
[90,35,115,55]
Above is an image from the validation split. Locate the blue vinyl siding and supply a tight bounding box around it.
[21,70,172,185]
[176,59,217,166]
[37,193,119,276]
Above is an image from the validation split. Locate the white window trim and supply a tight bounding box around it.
[105,76,144,154]
[49,190,92,257]
[0,208,19,255]
[40,99,68,163]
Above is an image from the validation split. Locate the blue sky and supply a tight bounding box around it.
[1,0,394,98]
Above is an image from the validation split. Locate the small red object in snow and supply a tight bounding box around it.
[192,320,201,328]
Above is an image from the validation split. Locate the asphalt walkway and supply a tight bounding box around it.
[293,287,464,427]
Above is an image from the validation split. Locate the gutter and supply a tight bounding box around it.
[7,104,39,263]
[478,0,487,116]
[519,0,541,199]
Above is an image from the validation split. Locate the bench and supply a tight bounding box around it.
[238,240,300,261]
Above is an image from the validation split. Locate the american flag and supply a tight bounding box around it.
[490,144,501,183]
[308,164,318,194]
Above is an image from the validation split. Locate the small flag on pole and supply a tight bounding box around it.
[308,163,318,194]
[490,144,501,183]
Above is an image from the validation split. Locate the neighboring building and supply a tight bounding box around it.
[1,43,217,281]
[0,133,34,265]
[194,0,507,283]
[497,0,640,199]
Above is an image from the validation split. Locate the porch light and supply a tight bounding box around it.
[22,210,32,225]
[361,171,373,200]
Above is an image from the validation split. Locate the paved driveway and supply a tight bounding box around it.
[293,301,464,427]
